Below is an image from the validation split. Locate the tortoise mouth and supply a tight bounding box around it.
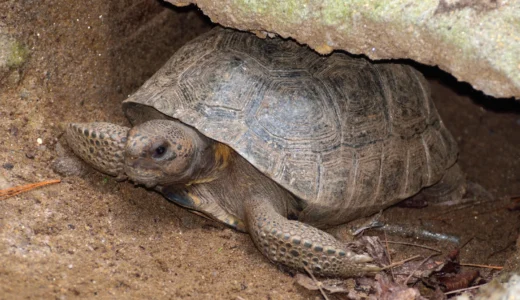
[124,166,161,188]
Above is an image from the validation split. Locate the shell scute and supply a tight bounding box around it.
[122,28,458,225]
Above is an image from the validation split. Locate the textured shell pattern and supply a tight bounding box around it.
[122,28,458,225]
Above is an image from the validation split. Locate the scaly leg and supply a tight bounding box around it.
[65,122,129,180]
[158,185,247,232]
[245,196,381,278]
[420,163,466,205]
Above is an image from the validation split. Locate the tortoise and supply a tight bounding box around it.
[64,27,466,278]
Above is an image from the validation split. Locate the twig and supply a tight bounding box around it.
[487,240,516,259]
[383,231,395,281]
[459,237,474,250]
[303,266,330,300]
[0,179,61,200]
[381,255,422,271]
[403,254,435,285]
[444,283,486,295]
[386,241,442,253]
[459,263,503,270]
[377,224,460,244]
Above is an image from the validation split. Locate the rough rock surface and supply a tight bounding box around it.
[168,0,520,99]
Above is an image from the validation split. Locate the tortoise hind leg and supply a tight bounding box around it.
[420,163,466,205]
[421,163,493,206]
[400,163,466,207]
[244,196,381,278]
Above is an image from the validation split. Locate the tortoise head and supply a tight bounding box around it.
[124,120,207,188]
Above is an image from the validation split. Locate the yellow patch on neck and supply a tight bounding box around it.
[186,192,202,206]
[213,142,232,171]
[185,176,218,186]
[185,142,233,187]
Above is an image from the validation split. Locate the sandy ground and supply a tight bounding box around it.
[1,2,519,299]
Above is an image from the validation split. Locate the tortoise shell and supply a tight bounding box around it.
[122,28,458,227]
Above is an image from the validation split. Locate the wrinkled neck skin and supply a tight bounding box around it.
[165,130,221,186]
[124,119,294,222]
[171,138,295,222]
[196,151,295,222]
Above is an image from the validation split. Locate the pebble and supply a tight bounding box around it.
[51,142,89,177]
[25,152,35,159]
[37,138,43,145]
[2,162,14,170]
[9,126,18,137]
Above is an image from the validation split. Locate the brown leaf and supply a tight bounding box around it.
[375,274,427,300]
[439,270,479,292]
[391,257,444,285]
[294,274,349,294]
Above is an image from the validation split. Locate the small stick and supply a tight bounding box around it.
[444,284,486,295]
[403,254,435,285]
[383,231,395,281]
[487,240,516,259]
[386,241,442,253]
[377,224,460,244]
[459,237,474,250]
[380,255,422,271]
[303,266,330,300]
[0,179,61,200]
[459,263,503,270]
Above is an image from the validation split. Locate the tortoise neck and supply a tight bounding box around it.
[183,148,294,224]
[185,141,234,186]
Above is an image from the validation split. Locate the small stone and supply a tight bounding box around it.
[52,142,89,177]
[9,126,18,137]
[20,89,29,100]
[25,152,35,159]
[37,138,43,145]
[2,162,14,170]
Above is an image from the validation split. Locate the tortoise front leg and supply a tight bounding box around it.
[65,122,129,180]
[245,196,381,278]
[158,185,247,232]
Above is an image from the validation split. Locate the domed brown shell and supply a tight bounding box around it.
[123,28,458,226]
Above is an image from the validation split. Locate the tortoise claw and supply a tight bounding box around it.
[352,254,374,263]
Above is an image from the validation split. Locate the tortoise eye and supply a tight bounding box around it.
[153,145,167,158]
